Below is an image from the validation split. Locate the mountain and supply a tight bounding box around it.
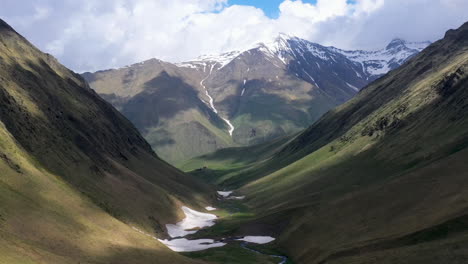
[82,59,235,164]
[181,22,468,263]
[330,38,431,78]
[84,34,429,163]
[0,19,210,263]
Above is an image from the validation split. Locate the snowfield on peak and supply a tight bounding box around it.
[177,50,243,70]
[175,34,430,81]
[330,39,431,76]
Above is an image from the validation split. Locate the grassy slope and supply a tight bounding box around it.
[230,87,336,146]
[0,123,203,264]
[178,134,296,186]
[87,43,352,164]
[186,22,468,263]
[0,19,210,263]
[85,60,235,164]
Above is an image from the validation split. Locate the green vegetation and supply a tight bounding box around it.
[84,38,353,164]
[183,244,283,264]
[178,135,296,187]
[181,22,468,264]
[0,19,211,264]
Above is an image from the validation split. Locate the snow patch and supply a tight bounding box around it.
[354,68,362,78]
[205,206,217,211]
[222,117,235,136]
[158,238,226,252]
[237,236,276,244]
[302,69,319,88]
[330,40,428,77]
[186,50,242,69]
[217,190,242,199]
[166,206,217,238]
[228,196,245,200]
[200,65,235,136]
[217,191,233,197]
[346,82,359,92]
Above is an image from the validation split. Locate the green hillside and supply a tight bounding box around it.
[83,59,235,164]
[185,22,468,263]
[0,19,211,264]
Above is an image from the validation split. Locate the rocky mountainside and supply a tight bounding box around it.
[182,22,468,264]
[0,19,210,264]
[84,34,429,163]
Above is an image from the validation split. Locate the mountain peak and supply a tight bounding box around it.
[386,38,407,50]
[276,32,294,41]
[385,38,431,51]
[257,33,298,55]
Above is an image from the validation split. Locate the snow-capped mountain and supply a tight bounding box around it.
[331,38,431,77]
[84,34,430,162]
[178,34,430,83]
[176,50,243,70]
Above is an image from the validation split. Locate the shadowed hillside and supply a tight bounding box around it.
[0,18,211,264]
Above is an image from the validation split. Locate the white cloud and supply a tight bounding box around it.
[279,0,349,21]
[33,6,51,21]
[0,0,466,72]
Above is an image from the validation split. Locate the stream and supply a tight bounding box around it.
[241,242,288,264]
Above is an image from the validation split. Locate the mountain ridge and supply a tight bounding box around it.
[176,34,430,80]
[0,18,211,264]
[83,34,430,163]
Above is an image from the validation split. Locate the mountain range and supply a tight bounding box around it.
[83,34,430,163]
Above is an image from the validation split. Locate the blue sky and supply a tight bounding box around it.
[229,0,317,18]
[228,0,357,18]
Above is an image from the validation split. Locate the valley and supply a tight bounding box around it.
[1,4,468,264]
[156,190,290,264]
[179,21,468,264]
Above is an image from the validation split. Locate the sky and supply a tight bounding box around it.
[228,0,318,18]
[0,0,467,72]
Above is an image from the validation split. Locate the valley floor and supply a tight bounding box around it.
[161,190,292,264]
